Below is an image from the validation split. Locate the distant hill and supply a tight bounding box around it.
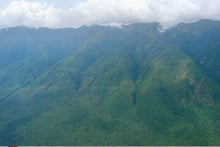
[0,20,220,145]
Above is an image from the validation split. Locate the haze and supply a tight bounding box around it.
[0,0,220,29]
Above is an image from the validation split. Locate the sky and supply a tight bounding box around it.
[0,0,220,29]
[0,0,82,8]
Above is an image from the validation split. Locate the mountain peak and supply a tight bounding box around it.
[0,19,220,145]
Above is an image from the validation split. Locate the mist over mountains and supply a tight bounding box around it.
[0,20,220,145]
[1,0,220,29]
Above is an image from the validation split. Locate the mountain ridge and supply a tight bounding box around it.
[0,20,220,145]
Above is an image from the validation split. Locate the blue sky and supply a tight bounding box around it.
[0,0,220,29]
[0,0,83,8]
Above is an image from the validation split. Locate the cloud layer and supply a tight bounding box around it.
[0,0,220,29]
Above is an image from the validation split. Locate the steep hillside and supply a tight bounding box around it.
[0,20,220,145]
[165,20,220,84]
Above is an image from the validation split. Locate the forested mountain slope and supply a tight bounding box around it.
[0,20,220,145]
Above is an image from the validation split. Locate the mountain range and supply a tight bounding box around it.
[0,19,220,145]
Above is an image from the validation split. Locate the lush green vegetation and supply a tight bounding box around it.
[0,20,220,145]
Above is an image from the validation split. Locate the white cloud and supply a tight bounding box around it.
[0,0,220,29]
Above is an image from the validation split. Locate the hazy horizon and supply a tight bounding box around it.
[0,0,220,29]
